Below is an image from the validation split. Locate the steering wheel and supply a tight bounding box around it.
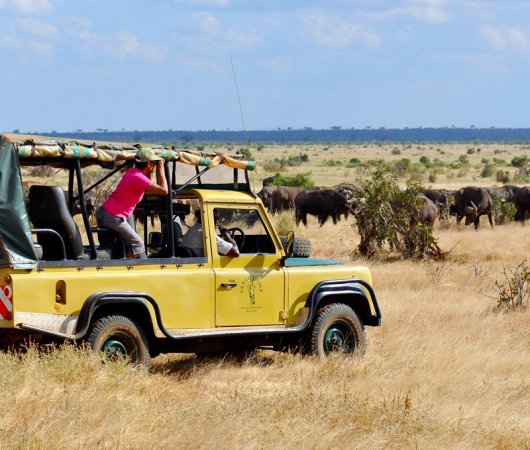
[227,227,245,250]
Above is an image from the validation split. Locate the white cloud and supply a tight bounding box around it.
[99,32,166,63]
[191,12,221,35]
[261,56,294,73]
[365,0,451,24]
[15,18,57,37]
[479,25,529,51]
[0,0,52,14]
[298,10,382,49]
[66,21,166,63]
[225,26,262,50]
[409,5,450,23]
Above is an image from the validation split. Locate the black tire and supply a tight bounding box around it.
[309,303,366,358]
[88,315,151,368]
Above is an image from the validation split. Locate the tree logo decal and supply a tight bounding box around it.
[240,275,263,306]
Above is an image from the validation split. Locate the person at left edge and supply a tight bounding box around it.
[96,148,168,258]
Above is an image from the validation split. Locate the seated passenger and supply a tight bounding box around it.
[182,210,239,257]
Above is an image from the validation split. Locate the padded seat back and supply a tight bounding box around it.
[29,185,85,260]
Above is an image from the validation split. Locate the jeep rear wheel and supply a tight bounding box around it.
[309,303,366,358]
[88,315,151,368]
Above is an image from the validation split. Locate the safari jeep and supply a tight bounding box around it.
[0,134,381,367]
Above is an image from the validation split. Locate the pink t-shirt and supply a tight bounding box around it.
[102,167,153,218]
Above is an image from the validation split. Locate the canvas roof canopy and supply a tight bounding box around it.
[2,133,255,170]
[0,134,256,269]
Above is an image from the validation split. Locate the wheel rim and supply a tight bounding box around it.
[323,321,354,354]
[101,335,137,361]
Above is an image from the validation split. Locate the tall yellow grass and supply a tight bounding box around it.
[1,218,529,449]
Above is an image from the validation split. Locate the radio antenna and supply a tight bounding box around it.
[229,51,248,143]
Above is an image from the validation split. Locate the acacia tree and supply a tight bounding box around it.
[353,167,439,259]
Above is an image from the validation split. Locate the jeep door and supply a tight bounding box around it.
[211,206,286,326]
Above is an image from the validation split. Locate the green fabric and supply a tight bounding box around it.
[284,258,343,267]
[0,138,38,269]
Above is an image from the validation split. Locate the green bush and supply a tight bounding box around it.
[347,157,362,167]
[495,170,510,183]
[419,156,431,167]
[238,147,253,160]
[494,259,530,311]
[393,158,412,177]
[511,156,528,168]
[352,167,439,259]
[481,160,495,178]
[492,197,516,225]
[272,172,315,189]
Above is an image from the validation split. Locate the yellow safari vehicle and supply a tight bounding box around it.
[0,133,381,366]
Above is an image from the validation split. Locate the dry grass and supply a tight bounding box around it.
[2,219,529,449]
[5,143,529,449]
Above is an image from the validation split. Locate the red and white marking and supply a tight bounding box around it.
[0,285,13,320]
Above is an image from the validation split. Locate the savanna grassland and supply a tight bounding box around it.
[2,142,529,449]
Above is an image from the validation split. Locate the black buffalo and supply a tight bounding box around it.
[295,189,354,227]
[514,186,530,223]
[424,189,449,220]
[418,195,438,227]
[270,186,305,215]
[451,186,494,229]
[483,185,520,203]
[256,185,275,210]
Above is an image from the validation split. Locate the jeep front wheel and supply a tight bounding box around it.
[309,303,366,357]
[88,315,151,367]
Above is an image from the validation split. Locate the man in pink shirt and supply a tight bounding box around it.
[96,148,168,258]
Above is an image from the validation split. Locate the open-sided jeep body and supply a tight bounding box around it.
[0,134,381,366]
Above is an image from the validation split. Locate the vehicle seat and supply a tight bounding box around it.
[97,228,126,259]
[29,185,85,260]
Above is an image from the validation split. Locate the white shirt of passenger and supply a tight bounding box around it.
[182,222,233,255]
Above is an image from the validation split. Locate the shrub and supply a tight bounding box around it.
[323,159,343,167]
[352,167,439,259]
[419,156,431,167]
[347,157,362,167]
[495,170,510,183]
[272,172,315,189]
[492,198,516,225]
[466,148,476,154]
[481,160,495,178]
[393,158,412,177]
[511,156,528,168]
[513,168,530,184]
[493,259,530,311]
[238,148,253,160]
[391,148,401,155]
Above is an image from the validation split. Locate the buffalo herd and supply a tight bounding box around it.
[257,183,530,229]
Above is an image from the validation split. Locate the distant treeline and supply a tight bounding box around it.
[40,128,530,144]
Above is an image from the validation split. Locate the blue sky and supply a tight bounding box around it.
[1,0,529,132]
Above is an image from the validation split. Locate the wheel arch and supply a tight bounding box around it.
[305,279,381,328]
[75,292,159,347]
